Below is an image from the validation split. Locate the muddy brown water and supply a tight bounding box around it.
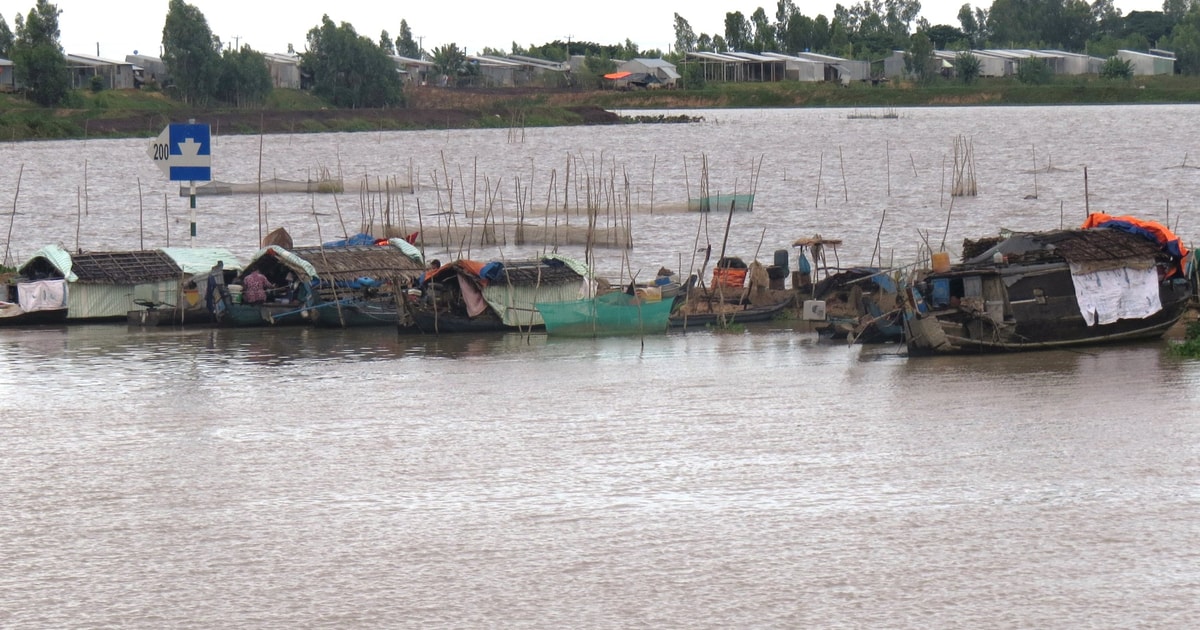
[2,106,1199,628]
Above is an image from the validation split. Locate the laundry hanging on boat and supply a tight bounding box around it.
[18,279,68,312]
[1069,263,1161,326]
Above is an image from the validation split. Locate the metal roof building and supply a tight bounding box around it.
[66,53,137,90]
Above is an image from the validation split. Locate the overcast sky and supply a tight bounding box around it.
[0,0,1169,60]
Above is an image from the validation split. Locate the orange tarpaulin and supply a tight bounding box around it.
[604,71,632,80]
[1082,212,1190,276]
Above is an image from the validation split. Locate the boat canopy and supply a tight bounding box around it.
[1081,213,1189,274]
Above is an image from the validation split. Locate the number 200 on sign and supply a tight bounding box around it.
[151,143,170,160]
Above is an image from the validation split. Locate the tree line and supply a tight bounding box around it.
[5,0,1200,111]
[672,0,1200,75]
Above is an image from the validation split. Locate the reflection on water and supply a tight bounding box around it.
[4,106,1200,628]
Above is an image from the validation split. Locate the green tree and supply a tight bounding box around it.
[750,7,775,52]
[429,42,469,86]
[673,13,697,54]
[215,44,271,106]
[925,23,965,49]
[396,20,421,59]
[1099,55,1133,78]
[774,0,798,49]
[0,14,14,57]
[1163,13,1200,75]
[301,15,402,107]
[578,53,617,88]
[1125,10,1175,45]
[954,50,982,82]
[724,11,751,51]
[11,0,69,107]
[379,30,395,55]
[1091,0,1124,39]
[903,31,937,83]
[1016,55,1053,83]
[1163,0,1190,21]
[681,59,706,88]
[162,0,221,105]
[958,4,989,48]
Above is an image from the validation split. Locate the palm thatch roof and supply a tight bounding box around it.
[288,244,426,283]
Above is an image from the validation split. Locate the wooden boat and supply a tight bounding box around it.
[0,278,68,325]
[903,214,1193,355]
[805,267,903,343]
[310,297,408,328]
[410,256,589,334]
[537,291,674,337]
[670,296,791,329]
[18,244,237,324]
[213,237,426,327]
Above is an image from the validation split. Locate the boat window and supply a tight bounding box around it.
[963,276,982,298]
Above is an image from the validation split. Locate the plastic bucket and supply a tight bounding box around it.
[931,251,951,273]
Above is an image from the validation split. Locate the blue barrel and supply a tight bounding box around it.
[773,249,789,272]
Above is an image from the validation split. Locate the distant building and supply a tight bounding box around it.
[686,50,865,84]
[617,58,680,87]
[263,53,301,89]
[1118,49,1175,75]
[793,52,870,82]
[0,57,16,92]
[66,53,136,90]
[390,55,434,86]
[125,53,170,88]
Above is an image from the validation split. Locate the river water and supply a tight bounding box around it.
[2,106,1199,628]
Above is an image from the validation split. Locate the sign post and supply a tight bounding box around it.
[148,122,212,246]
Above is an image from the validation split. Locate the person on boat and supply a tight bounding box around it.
[241,269,272,304]
[205,261,228,315]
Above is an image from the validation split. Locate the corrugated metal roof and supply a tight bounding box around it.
[723,52,780,62]
[632,58,676,69]
[20,244,75,280]
[160,247,242,274]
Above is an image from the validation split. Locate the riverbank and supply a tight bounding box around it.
[2,74,1199,141]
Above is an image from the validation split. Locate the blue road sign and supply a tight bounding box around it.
[149,123,212,182]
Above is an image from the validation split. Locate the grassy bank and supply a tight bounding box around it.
[2,74,1199,141]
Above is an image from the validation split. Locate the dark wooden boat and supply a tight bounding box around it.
[903,215,1193,355]
[0,301,68,325]
[669,297,790,329]
[410,256,587,334]
[411,309,523,334]
[805,267,903,343]
[311,298,407,328]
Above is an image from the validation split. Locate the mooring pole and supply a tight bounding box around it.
[189,118,198,247]
[189,181,197,246]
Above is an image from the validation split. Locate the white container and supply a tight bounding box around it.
[803,300,827,321]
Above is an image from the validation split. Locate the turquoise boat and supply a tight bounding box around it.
[536,292,673,337]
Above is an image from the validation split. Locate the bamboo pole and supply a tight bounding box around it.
[4,164,24,266]
[839,146,848,203]
[137,178,144,250]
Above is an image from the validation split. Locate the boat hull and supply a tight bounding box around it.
[312,300,406,328]
[537,294,673,337]
[0,305,68,326]
[905,279,1192,355]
